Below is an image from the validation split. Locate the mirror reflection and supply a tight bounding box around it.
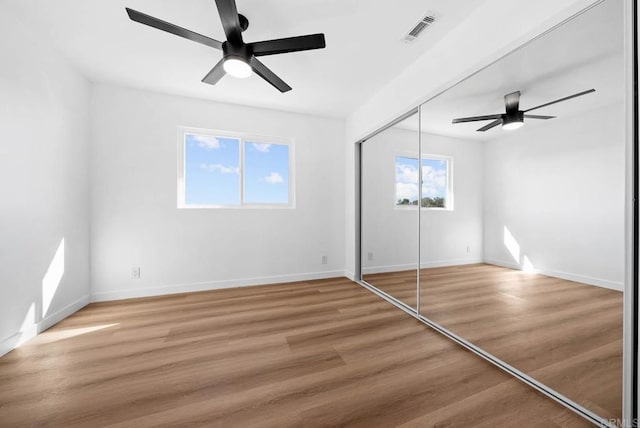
[361,113,419,308]
[418,0,624,420]
[361,0,625,422]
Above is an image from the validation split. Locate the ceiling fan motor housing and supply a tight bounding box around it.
[502,110,524,126]
[222,41,252,64]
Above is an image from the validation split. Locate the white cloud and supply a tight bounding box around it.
[263,172,284,184]
[422,165,446,195]
[192,135,222,150]
[252,143,271,153]
[422,185,439,197]
[396,163,419,184]
[200,163,239,174]
[396,182,418,201]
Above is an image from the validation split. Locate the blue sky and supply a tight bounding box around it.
[244,142,289,204]
[184,133,288,205]
[185,134,240,205]
[395,156,447,203]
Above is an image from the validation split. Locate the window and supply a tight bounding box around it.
[178,127,294,208]
[395,154,452,210]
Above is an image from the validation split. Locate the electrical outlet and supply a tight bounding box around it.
[466,246,471,253]
[321,255,328,265]
[131,267,141,279]
[367,252,374,261]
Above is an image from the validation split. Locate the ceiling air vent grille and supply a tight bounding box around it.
[403,13,436,43]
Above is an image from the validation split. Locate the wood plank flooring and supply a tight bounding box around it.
[0,277,592,427]
[364,263,623,421]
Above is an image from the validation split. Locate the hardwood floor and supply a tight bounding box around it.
[0,277,592,427]
[364,263,623,421]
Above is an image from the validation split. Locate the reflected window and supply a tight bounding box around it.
[395,155,452,209]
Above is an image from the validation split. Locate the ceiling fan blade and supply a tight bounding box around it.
[477,119,503,132]
[504,91,520,114]
[250,57,292,92]
[201,59,227,85]
[250,34,326,57]
[215,0,243,44]
[524,114,556,120]
[452,114,501,124]
[126,8,223,50]
[524,88,596,113]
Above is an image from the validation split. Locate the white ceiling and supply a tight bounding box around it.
[2,0,489,118]
[394,0,625,141]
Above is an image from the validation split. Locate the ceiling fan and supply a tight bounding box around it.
[125,0,326,93]
[451,88,595,132]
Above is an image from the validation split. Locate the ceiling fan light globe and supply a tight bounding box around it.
[502,121,524,131]
[223,58,252,78]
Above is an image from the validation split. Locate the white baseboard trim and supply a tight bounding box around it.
[362,263,416,275]
[91,270,347,302]
[0,332,22,358]
[420,258,484,269]
[362,258,483,275]
[484,258,624,292]
[0,294,90,358]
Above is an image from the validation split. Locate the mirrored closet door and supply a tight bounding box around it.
[360,0,627,425]
[361,112,420,309]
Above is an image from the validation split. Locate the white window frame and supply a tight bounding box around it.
[394,152,454,211]
[177,126,295,209]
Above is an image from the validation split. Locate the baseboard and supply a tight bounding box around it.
[362,258,483,275]
[91,270,347,302]
[420,258,484,269]
[362,263,416,275]
[0,294,90,358]
[483,258,624,291]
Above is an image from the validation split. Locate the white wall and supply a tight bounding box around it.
[361,126,483,273]
[90,84,345,301]
[0,13,91,356]
[483,104,625,290]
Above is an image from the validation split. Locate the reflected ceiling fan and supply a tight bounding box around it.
[451,89,595,132]
[125,0,326,93]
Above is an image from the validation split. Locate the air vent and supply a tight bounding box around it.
[403,13,436,43]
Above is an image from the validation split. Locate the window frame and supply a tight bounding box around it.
[394,152,454,211]
[177,126,295,209]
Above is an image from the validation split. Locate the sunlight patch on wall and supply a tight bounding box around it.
[42,238,64,317]
[19,303,37,342]
[503,226,520,264]
[522,256,536,273]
